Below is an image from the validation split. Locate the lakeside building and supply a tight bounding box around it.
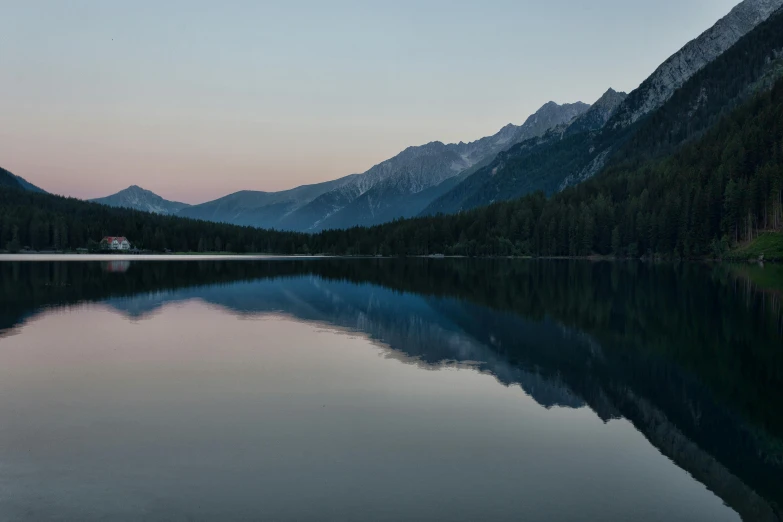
[102,236,131,250]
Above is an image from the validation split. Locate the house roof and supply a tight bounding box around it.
[103,236,129,243]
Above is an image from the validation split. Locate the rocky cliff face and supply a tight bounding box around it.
[610,0,783,129]
[90,185,191,215]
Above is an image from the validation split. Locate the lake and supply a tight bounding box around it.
[0,258,781,521]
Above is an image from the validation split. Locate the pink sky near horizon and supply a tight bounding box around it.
[0,0,739,204]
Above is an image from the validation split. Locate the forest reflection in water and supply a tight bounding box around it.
[0,258,781,521]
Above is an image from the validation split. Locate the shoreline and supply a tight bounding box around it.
[0,252,776,264]
[0,253,330,262]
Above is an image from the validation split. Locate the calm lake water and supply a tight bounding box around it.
[0,259,781,521]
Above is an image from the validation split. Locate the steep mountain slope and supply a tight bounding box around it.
[283,101,588,231]
[10,174,46,193]
[91,185,191,215]
[307,168,471,230]
[423,0,783,216]
[0,167,47,193]
[177,175,358,228]
[609,0,783,130]
[0,168,22,189]
[562,1,783,189]
[291,142,475,231]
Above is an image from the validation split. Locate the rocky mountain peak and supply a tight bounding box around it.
[594,88,627,108]
[123,185,150,195]
[91,185,191,215]
[565,88,629,134]
[520,101,590,137]
[609,0,783,129]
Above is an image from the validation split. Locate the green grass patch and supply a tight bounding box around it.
[728,231,783,262]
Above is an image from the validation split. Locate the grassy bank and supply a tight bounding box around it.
[727,232,783,262]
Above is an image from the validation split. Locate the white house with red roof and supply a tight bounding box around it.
[103,236,131,250]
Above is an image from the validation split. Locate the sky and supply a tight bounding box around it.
[0,0,740,204]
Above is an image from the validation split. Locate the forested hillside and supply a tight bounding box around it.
[0,168,23,189]
[534,78,783,258]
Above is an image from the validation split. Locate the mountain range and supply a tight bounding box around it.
[5,0,783,239]
[92,100,589,229]
[420,0,783,215]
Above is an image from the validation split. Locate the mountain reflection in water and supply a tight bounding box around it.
[0,258,781,521]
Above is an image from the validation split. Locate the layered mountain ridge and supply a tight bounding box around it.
[176,175,359,228]
[211,101,587,231]
[98,101,588,231]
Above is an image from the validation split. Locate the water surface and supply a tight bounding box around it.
[0,259,781,521]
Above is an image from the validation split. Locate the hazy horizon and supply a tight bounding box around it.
[1,0,739,204]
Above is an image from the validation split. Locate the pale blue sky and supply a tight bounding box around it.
[0,0,739,202]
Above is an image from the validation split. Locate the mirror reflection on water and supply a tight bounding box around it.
[0,258,781,522]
